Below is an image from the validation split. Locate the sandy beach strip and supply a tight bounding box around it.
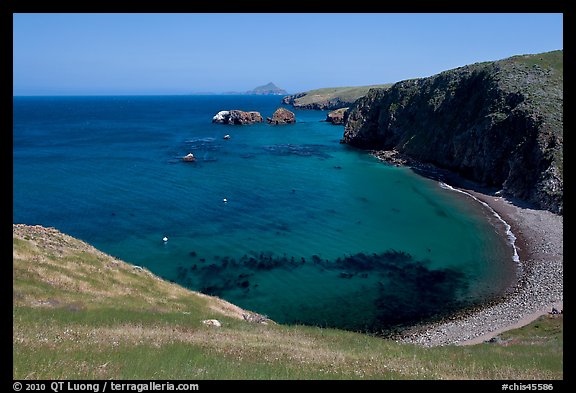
[396,186,563,347]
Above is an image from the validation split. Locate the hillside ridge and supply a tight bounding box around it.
[282,84,392,110]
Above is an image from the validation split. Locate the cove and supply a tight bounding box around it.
[13,95,517,333]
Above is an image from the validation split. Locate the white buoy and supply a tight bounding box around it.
[223,198,228,203]
[163,236,168,242]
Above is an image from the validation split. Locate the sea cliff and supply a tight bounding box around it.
[343,50,563,214]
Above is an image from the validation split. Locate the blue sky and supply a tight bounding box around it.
[13,13,563,95]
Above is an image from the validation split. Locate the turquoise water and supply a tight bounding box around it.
[13,95,516,332]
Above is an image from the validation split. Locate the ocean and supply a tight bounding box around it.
[13,95,517,333]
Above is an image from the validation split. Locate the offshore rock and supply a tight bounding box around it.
[182,153,196,162]
[267,107,296,125]
[212,110,263,125]
[343,50,563,214]
[212,110,230,123]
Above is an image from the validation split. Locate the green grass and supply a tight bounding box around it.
[289,84,392,108]
[506,50,563,73]
[13,224,563,379]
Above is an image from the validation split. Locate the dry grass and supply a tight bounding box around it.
[290,84,392,108]
[13,224,563,380]
[13,224,246,317]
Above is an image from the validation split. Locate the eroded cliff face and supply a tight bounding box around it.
[343,51,563,214]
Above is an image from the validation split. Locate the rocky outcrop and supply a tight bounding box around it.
[267,108,296,125]
[326,107,349,125]
[212,111,230,123]
[212,110,263,125]
[343,50,563,214]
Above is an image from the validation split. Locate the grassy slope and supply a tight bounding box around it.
[13,224,563,380]
[506,50,563,73]
[289,84,392,107]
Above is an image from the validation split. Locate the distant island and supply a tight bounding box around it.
[220,82,288,96]
[246,82,287,95]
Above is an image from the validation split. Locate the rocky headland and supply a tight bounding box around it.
[343,50,563,214]
[282,84,391,110]
[337,50,563,345]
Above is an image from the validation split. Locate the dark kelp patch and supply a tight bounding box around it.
[171,249,471,334]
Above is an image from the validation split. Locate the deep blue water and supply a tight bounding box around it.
[13,95,516,332]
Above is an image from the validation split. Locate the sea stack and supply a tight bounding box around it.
[212,110,263,125]
[267,108,296,125]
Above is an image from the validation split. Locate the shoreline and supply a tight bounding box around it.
[372,151,563,346]
[454,189,563,345]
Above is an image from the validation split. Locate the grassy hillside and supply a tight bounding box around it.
[282,84,392,110]
[505,50,563,73]
[13,224,563,379]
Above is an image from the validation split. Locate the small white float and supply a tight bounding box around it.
[163,236,168,242]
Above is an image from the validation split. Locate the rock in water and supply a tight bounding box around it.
[326,107,349,125]
[212,110,230,123]
[229,110,263,124]
[267,107,296,125]
[182,153,196,162]
[212,110,263,125]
